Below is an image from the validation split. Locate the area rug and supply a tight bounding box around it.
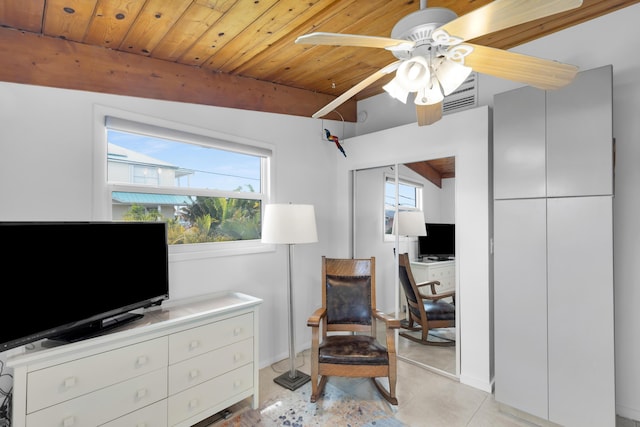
[216,377,407,427]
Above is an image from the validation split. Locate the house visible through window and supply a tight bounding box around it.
[105,117,270,246]
[384,175,423,235]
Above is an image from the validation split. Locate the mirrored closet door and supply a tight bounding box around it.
[353,159,457,377]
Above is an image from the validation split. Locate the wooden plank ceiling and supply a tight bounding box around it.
[0,0,638,127]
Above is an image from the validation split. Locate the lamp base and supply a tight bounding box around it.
[273,370,311,390]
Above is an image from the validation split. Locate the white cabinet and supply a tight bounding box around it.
[494,65,613,200]
[405,261,455,310]
[8,291,262,427]
[409,260,455,295]
[493,65,614,427]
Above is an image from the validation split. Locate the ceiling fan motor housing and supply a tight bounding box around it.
[390,7,457,60]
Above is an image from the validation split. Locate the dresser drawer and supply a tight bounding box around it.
[101,399,167,427]
[168,338,253,395]
[167,363,253,426]
[168,313,253,364]
[26,368,167,427]
[27,337,168,412]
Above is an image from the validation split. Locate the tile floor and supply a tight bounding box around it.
[207,349,541,427]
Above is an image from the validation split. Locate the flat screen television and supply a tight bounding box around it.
[0,221,169,352]
[418,223,455,261]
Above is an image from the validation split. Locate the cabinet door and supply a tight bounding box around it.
[547,65,613,197]
[494,198,548,419]
[494,86,546,200]
[547,196,615,426]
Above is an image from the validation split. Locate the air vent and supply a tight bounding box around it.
[443,72,478,115]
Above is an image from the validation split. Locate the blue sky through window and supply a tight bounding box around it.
[108,130,261,192]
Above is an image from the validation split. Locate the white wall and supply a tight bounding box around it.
[0,82,354,370]
[339,106,492,392]
[356,3,640,421]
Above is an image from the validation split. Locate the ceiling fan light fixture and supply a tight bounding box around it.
[396,56,431,92]
[434,59,472,96]
[415,77,444,106]
[383,77,410,103]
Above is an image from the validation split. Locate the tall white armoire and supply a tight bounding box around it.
[493,65,615,427]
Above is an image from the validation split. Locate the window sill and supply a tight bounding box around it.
[169,240,273,262]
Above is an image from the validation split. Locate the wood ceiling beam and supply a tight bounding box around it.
[406,161,443,189]
[0,27,357,123]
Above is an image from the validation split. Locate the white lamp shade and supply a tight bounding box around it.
[383,77,409,104]
[392,211,427,236]
[396,56,431,92]
[261,204,318,244]
[434,58,472,96]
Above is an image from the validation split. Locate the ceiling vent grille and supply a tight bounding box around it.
[443,72,478,115]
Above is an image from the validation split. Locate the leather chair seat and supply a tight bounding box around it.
[318,335,389,365]
[423,300,455,321]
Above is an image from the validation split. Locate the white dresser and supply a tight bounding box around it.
[410,260,456,294]
[7,291,262,427]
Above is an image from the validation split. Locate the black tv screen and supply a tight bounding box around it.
[418,223,455,260]
[0,221,169,352]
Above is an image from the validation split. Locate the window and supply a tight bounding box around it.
[103,116,271,256]
[384,174,423,236]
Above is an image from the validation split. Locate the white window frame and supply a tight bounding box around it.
[93,106,275,261]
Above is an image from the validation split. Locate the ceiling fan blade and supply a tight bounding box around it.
[296,32,414,51]
[312,61,402,119]
[459,43,578,90]
[416,103,443,126]
[433,0,583,44]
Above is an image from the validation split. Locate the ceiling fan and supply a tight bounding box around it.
[296,0,582,126]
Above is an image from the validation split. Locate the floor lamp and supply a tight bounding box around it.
[393,210,427,258]
[262,203,318,390]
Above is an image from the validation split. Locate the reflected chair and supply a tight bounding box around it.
[398,253,456,346]
[307,256,400,404]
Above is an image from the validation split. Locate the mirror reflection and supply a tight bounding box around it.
[354,158,457,376]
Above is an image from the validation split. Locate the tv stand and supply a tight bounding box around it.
[8,291,262,427]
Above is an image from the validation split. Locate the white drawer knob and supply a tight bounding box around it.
[63,416,75,426]
[233,380,242,388]
[63,377,77,388]
[233,327,242,336]
[189,369,200,379]
[233,353,242,362]
[136,355,148,367]
[136,388,148,399]
[188,398,199,409]
[189,340,200,350]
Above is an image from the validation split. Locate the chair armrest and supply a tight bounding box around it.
[307,307,326,327]
[416,280,441,295]
[419,290,455,302]
[373,309,400,329]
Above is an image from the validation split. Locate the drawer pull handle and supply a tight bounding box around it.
[63,377,77,388]
[63,416,75,426]
[233,380,242,388]
[189,340,200,350]
[189,369,200,379]
[189,398,199,409]
[136,355,148,367]
[136,388,148,399]
[233,353,242,362]
[233,327,242,336]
